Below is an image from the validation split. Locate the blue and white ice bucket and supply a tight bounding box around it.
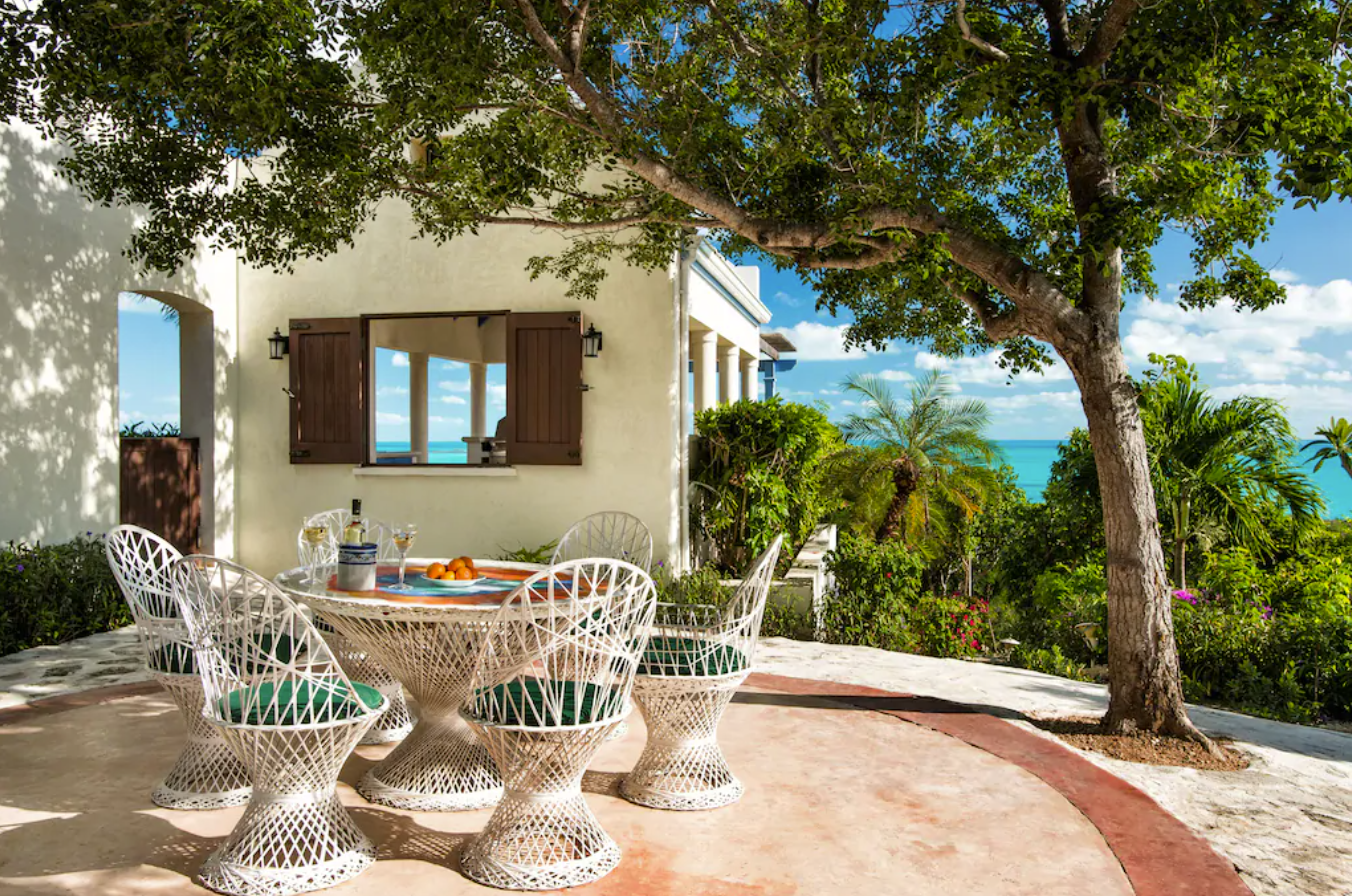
[337,542,378,592]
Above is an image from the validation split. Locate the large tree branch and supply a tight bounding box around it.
[947,281,1025,342]
[1037,0,1072,58]
[1077,0,1141,68]
[954,0,1010,62]
[507,0,1084,345]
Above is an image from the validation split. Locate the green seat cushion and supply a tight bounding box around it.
[218,680,382,726]
[474,679,625,728]
[638,636,748,678]
[151,634,298,677]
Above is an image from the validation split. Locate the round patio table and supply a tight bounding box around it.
[276,558,544,811]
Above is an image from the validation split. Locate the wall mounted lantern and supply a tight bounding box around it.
[582,323,604,358]
[268,327,290,360]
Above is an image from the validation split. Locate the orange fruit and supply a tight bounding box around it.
[455,567,475,580]
[448,558,466,572]
[426,562,446,579]
[456,556,474,567]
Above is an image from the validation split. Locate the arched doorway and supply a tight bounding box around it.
[118,289,218,552]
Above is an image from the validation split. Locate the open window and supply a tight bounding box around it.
[288,312,585,467]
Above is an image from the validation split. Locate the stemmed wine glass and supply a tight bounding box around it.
[388,523,418,592]
[301,517,330,587]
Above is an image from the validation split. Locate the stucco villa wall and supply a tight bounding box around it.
[234,199,681,576]
[0,123,238,552]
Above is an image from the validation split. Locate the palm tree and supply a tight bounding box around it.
[1303,418,1352,480]
[837,371,1000,544]
[1141,360,1324,590]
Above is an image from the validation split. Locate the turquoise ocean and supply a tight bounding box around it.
[998,439,1352,518]
[379,439,1352,518]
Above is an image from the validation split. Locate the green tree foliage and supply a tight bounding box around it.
[835,371,999,546]
[17,0,1352,738]
[691,398,840,574]
[1304,418,1352,480]
[1051,356,1323,588]
[0,534,131,654]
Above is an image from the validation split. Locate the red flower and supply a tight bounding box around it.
[885,572,892,578]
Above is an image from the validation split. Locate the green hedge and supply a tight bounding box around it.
[0,534,132,655]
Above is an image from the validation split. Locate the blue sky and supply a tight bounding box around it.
[119,197,1352,442]
[761,199,1352,439]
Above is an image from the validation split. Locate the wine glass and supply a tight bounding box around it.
[301,517,329,587]
[388,523,418,592]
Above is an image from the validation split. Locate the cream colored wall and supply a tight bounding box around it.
[0,122,239,551]
[235,199,680,576]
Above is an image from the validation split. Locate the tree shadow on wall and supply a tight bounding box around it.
[0,126,215,546]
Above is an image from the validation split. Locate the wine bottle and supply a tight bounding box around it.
[342,498,366,544]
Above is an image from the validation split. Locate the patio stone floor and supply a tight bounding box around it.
[4,629,1347,893]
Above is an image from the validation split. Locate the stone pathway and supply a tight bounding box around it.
[3,630,1349,894]
[0,627,148,709]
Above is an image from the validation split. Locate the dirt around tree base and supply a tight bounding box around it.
[1032,716,1250,771]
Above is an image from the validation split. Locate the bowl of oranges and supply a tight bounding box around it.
[417,557,484,589]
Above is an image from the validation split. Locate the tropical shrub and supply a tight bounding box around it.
[692,397,840,574]
[0,534,132,655]
[821,535,985,657]
[653,564,814,641]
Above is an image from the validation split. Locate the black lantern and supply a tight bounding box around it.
[268,327,290,360]
[582,323,603,358]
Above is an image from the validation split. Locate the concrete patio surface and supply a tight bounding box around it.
[0,679,1153,896]
[5,629,1347,894]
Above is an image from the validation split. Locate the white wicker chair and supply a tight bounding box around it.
[552,512,653,572]
[552,512,653,741]
[171,555,386,896]
[104,525,251,810]
[621,534,783,811]
[298,508,414,744]
[460,559,657,890]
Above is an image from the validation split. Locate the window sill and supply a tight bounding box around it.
[353,465,518,478]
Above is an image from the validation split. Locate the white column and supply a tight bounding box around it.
[179,309,215,551]
[410,351,429,463]
[741,356,759,401]
[470,362,488,436]
[693,330,718,413]
[720,343,740,404]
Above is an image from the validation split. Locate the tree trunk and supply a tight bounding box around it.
[877,459,920,541]
[1067,337,1210,746]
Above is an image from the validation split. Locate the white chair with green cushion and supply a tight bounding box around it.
[298,508,414,745]
[621,534,783,811]
[459,559,657,890]
[104,525,252,810]
[171,555,385,896]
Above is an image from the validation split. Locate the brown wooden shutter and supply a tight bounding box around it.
[289,317,365,464]
[506,312,584,465]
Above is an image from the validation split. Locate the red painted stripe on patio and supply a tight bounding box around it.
[747,671,1252,896]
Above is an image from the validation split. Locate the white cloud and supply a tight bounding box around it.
[1308,369,1352,383]
[1209,382,1352,435]
[438,380,470,392]
[818,389,841,395]
[377,386,408,397]
[1124,277,1352,381]
[488,384,507,403]
[915,350,1071,385]
[428,415,465,425]
[772,290,805,308]
[440,394,467,405]
[986,390,1082,412]
[390,353,409,368]
[153,394,178,405]
[877,370,913,382]
[376,412,408,425]
[769,322,875,361]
